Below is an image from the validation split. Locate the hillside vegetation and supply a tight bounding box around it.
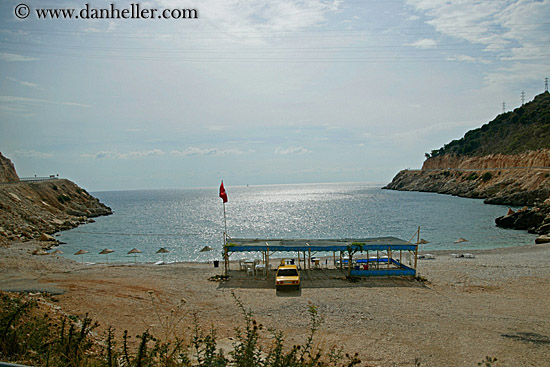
[385,92,550,240]
[427,91,550,158]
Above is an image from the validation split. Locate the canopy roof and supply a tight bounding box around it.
[226,236,417,253]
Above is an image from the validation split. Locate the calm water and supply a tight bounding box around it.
[56,183,536,263]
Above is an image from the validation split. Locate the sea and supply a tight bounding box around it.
[56,182,536,264]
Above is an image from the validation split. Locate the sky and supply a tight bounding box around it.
[1,0,549,191]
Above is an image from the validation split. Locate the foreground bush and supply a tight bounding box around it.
[0,291,361,367]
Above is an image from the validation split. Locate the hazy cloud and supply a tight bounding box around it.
[446,54,476,62]
[81,149,165,159]
[10,150,53,159]
[409,38,438,49]
[0,96,90,108]
[155,0,342,46]
[5,76,40,89]
[171,147,253,157]
[407,0,550,60]
[275,146,311,155]
[0,52,37,62]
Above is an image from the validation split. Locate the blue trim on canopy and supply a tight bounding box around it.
[225,237,417,253]
[350,268,416,277]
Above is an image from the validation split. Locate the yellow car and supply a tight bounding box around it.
[275,265,300,290]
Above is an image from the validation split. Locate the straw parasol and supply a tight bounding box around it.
[99,248,114,264]
[200,246,213,252]
[454,238,468,243]
[418,239,429,244]
[127,248,142,264]
[51,249,63,255]
[74,249,89,263]
[156,247,169,263]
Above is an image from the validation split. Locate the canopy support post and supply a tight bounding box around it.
[308,246,312,270]
[224,244,229,276]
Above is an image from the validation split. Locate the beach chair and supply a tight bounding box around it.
[255,263,266,278]
[246,264,254,276]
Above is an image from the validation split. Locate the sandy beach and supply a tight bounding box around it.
[1,241,549,367]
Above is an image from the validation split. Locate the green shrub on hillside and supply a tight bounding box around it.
[481,172,493,181]
[426,92,550,158]
[466,173,479,181]
[57,194,70,203]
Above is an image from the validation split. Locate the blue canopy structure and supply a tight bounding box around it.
[222,234,419,278]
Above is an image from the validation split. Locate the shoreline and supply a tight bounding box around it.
[2,239,550,366]
[46,239,542,266]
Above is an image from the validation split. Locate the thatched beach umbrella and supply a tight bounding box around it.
[99,248,114,264]
[156,247,169,263]
[200,246,213,252]
[51,249,63,255]
[418,239,429,244]
[74,249,89,263]
[127,248,142,264]
[454,238,468,243]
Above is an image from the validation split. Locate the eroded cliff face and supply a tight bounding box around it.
[385,149,550,205]
[384,149,550,238]
[384,166,550,206]
[422,149,550,170]
[0,153,112,247]
[0,152,19,182]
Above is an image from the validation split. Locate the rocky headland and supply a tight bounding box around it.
[0,152,112,248]
[384,149,550,205]
[384,92,550,243]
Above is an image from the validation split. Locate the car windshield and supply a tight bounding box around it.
[278,269,298,276]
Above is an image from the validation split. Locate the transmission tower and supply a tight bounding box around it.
[545,77,549,92]
[521,90,525,105]
[502,101,506,113]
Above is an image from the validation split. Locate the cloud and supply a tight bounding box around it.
[0,52,37,62]
[82,20,118,33]
[0,96,90,117]
[406,0,549,89]
[482,62,550,90]
[170,147,253,156]
[274,146,311,155]
[157,0,342,45]
[5,76,41,89]
[81,149,165,159]
[207,125,228,132]
[382,119,482,144]
[406,0,550,60]
[10,150,53,159]
[446,54,476,62]
[409,38,438,49]
[0,95,90,108]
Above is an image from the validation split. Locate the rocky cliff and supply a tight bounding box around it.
[384,149,550,206]
[0,154,19,182]
[384,91,550,242]
[421,149,550,170]
[0,153,112,247]
[383,150,550,239]
[494,198,550,243]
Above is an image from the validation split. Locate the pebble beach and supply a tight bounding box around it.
[1,240,550,366]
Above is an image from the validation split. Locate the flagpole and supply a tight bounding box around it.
[220,181,229,276]
[223,201,227,276]
[223,201,227,240]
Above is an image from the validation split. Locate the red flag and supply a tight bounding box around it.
[219,181,228,203]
